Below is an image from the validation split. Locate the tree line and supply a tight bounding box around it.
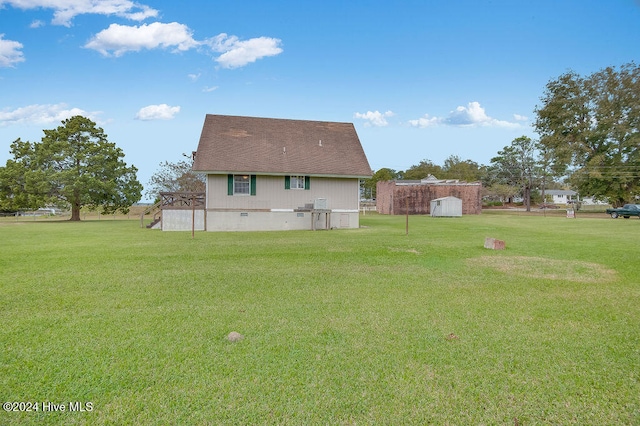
[362,142,544,212]
[1,62,638,219]
[364,62,640,209]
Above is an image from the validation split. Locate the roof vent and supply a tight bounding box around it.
[319,140,322,147]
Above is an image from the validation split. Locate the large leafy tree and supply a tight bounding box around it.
[535,62,640,206]
[440,155,486,181]
[0,116,142,220]
[489,136,539,211]
[361,167,401,199]
[401,159,443,180]
[146,154,205,201]
[482,182,520,204]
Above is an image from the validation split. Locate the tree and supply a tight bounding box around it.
[489,136,538,211]
[402,159,443,180]
[0,139,48,212]
[361,168,400,199]
[0,116,142,221]
[483,183,520,204]
[440,155,486,181]
[146,154,205,201]
[535,62,640,206]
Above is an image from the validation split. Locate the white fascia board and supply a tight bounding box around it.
[197,171,371,179]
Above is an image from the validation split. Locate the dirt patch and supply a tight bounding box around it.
[467,255,616,283]
[226,331,244,342]
[389,247,421,255]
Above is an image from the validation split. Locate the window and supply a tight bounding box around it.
[285,175,310,190]
[228,174,256,196]
[291,175,305,189]
[234,175,250,194]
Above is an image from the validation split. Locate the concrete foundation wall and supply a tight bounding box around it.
[162,209,205,231]
[205,210,359,231]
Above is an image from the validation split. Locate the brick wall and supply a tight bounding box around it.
[376,181,482,215]
[376,181,395,214]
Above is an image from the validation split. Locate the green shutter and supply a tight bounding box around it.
[227,174,233,195]
[250,175,256,196]
[304,176,310,190]
[284,175,290,190]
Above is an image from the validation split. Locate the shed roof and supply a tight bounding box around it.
[192,114,372,178]
[431,196,462,202]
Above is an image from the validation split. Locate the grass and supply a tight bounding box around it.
[1,212,639,424]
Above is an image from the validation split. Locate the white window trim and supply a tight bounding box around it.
[290,175,305,190]
[234,175,251,195]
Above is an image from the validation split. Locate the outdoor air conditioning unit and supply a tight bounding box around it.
[314,198,327,210]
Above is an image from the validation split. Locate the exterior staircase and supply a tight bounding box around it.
[140,200,162,229]
[147,217,161,229]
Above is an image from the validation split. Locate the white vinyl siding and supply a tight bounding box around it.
[208,175,359,211]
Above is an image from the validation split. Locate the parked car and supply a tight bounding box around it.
[605,204,640,219]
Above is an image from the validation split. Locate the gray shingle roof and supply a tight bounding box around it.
[192,114,372,178]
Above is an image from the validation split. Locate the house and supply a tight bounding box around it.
[430,196,462,217]
[580,196,609,206]
[190,114,372,231]
[376,175,482,215]
[545,189,578,205]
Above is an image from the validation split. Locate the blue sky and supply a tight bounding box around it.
[1,0,639,201]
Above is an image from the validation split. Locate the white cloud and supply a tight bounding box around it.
[85,22,199,57]
[0,104,99,126]
[513,114,528,121]
[445,102,492,126]
[407,114,441,128]
[208,34,283,69]
[0,34,24,67]
[202,86,218,93]
[409,102,520,129]
[135,104,180,121]
[0,0,158,27]
[188,73,201,81]
[84,24,283,69]
[29,20,45,29]
[354,110,394,127]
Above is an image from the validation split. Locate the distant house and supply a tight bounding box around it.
[376,175,482,215]
[580,196,609,206]
[545,189,578,204]
[190,114,372,231]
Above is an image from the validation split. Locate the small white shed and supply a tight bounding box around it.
[430,196,462,217]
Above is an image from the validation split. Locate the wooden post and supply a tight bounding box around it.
[192,194,195,239]
[405,194,409,236]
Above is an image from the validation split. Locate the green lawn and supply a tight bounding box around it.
[1,213,639,424]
